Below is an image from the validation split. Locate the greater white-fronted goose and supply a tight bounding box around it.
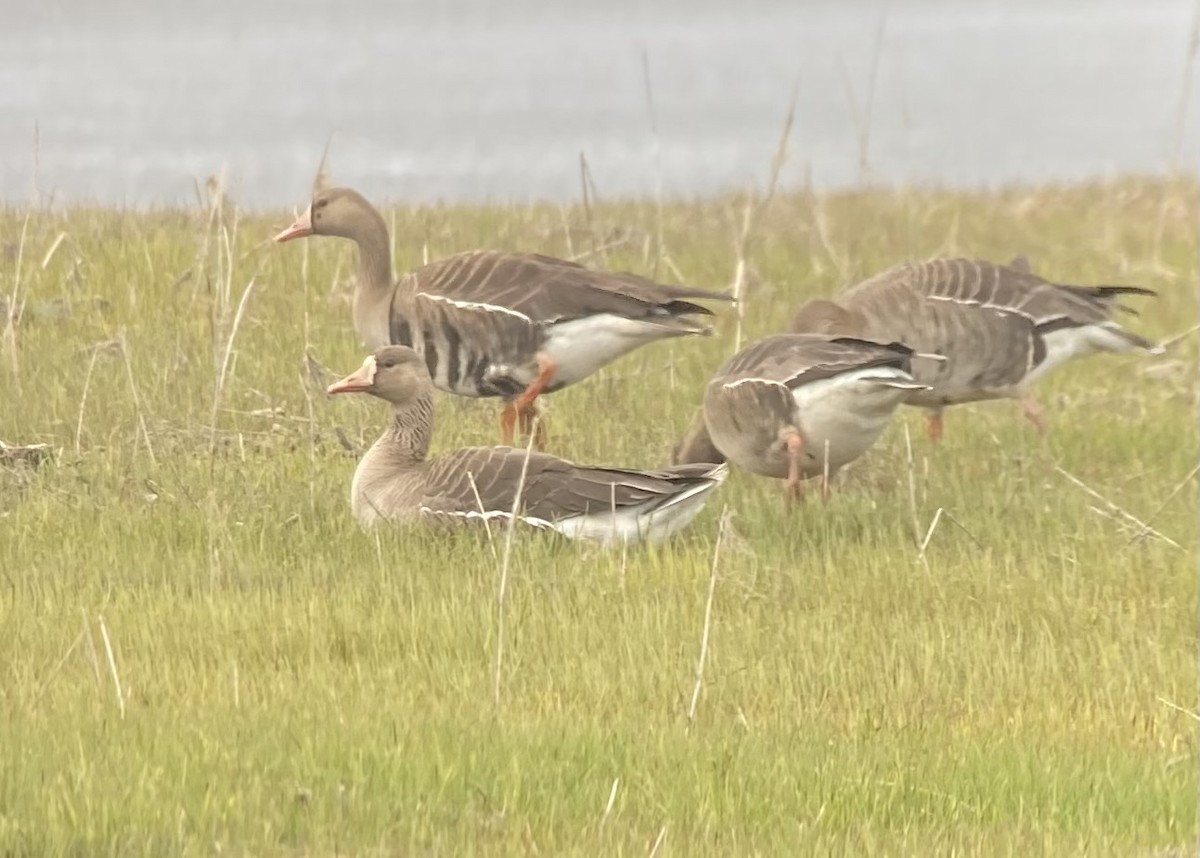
[787,258,1161,439]
[275,187,732,446]
[672,255,1161,465]
[326,345,728,543]
[677,334,926,503]
[788,257,1162,442]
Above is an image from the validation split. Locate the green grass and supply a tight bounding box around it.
[1,176,1196,856]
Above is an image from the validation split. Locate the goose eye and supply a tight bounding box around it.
[380,358,396,368]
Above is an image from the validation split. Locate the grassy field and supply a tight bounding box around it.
[0,176,1197,856]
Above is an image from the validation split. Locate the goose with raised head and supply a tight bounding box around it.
[326,345,728,544]
[682,333,926,504]
[275,187,732,447]
[789,256,1162,442]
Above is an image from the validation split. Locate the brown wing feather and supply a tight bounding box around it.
[714,333,915,390]
[833,258,1157,395]
[411,250,732,324]
[849,258,1155,329]
[416,446,719,521]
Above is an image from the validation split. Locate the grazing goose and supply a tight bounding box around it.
[789,257,1162,442]
[326,345,728,544]
[275,187,732,446]
[681,334,926,503]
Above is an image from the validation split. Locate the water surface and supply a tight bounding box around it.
[1,0,1195,207]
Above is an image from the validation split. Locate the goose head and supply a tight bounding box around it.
[327,346,429,404]
[274,187,379,243]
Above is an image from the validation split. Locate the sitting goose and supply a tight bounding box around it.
[326,345,728,543]
[789,257,1162,442]
[275,187,732,446]
[680,333,926,503]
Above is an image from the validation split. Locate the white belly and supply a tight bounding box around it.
[1020,323,1140,389]
[789,369,917,474]
[539,314,680,387]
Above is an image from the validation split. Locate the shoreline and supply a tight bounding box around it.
[0,171,1195,215]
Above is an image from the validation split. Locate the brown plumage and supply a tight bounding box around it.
[673,255,1160,462]
[327,345,727,543]
[787,257,1161,440]
[275,187,732,447]
[678,333,926,503]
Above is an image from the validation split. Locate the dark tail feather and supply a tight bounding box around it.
[1059,284,1157,301]
[661,300,718,317]
[829,335,917,358]
[660,287,736,304]
[607,270,735,305]
[1057,284,1157,317]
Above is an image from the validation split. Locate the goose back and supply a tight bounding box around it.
[352,442,726,543]
[399,250,733,398]
[830,258,1159,406]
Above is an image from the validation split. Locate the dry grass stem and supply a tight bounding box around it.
[79,610,101,687]
[73,347,102,455]
[209,277,258,458]
[1159,323,1200,349]
[687,507,731,727]
[1125,463,1200,548]
[40,232,67,270]
[918,507,945,559]
[468,471,498,553]
[493,419,539,710]
[648,825,668,858]
[97,615,126,719]
[600,777,620,826]
[1157,696,1200,721]
[118,334,157,467]
[579,152,600,261]
[903,424,921,546]
[1054,465,1183,551]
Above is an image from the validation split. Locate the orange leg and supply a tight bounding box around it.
[498,354,557,448]
[926,410,944,445]
[513,354,557,414]
[515,399,548,450]
[1019,394,1048,436]
[785,433,805,508]
[498,402,519,445]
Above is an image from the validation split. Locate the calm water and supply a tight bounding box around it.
[1,0,1196,208]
